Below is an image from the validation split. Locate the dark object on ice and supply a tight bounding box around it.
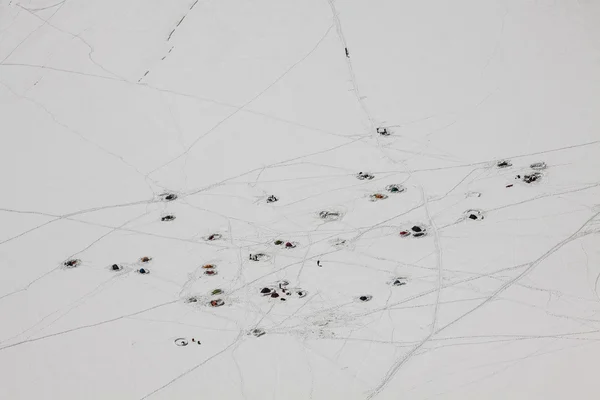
[160,193,178,202]
[207,233,222,241]
[370,193,388,201]
[202,264,215,269]
[506,184,513,188]
[211,289,223,295]
[356,171,375,180]
[186,296,198,303]
[278,280,289,288]
[210,299,224,307]
[530,161,547,170]
[399,230,411,237]
[386,184,406,194]
[413,232,426,238]
[271,292,280,298]
[174,338,188,347]
[411,226,423,233]
[392,278,406,287]
[260,287,272,295]
[296,290,307,298]
[359,295,372,302]
[522,172,542,184]
[319,210,342,221]
[111,264,122,271]
[204,269,217,276]
[251,328,266,337]
[249,253,267,262]
[138,268,149,274]
[345,47,350,58]
[161,215,175,222]
[497,160,512,168]
[191,338,201,345]
[285,242,296,248]
[63,259,81,268]
[281,298,286,301]
[377,127,390,136]
[274,240,284,245]
[140,256,152,263]
[465,209,484,221]
[266,195,279,203]
[317,260,321,267]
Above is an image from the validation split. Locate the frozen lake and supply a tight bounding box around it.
[1,0,600,398]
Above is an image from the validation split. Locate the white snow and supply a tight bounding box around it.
[1,0,600,399]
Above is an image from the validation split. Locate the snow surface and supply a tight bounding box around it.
[1,0,600,398]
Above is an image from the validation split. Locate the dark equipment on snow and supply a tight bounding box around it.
[345,47,350,58]
[497,160,512,168]
[161,215,175,222]
[530,162,547,170]
[359,295,372,302]
[207,233,222,241]
[376,127,390,136]
[140,256,152,263]
[161,193,178,202]
[111,264,121,271]
[411,226,422,233]
[138,268,149,274]
[63,259,80,268]
[356,172,375,180]
[266,195,279,203]
[210,299,224,307]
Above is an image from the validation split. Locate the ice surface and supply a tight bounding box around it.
[1,0,600,399]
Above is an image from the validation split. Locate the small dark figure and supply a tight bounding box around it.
[522,172,542,184]
[249,253,266,262]
[111,264,121,271]
[359,295,372,302]
[497,160,512,168]
[211,289,223,295]
[260,287,272,295]
[161,215,175,222]
[345,47,350,58]
[386,184,405,194]
[64,259,80,268]
[296,290,307,298]
[356,172,374,180]
[138,268,149,274]
[274,240,284,245]
[413,232,426,238]
[140,256,152,263]
[210,299,224,307]
[392,278,406,287]
[204,270,217,276]
[469,214,478,220]
[266,195,278,203]
[317,260,321,267]
[376,127,389,136]
[271,292,280,298]
[530,162,547,170]
[162,193,177,201]
[285,242,296,248]
[207,233,222,241]
[175,338,188,346]
[506,184,513,188]
[252,328,266,337]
